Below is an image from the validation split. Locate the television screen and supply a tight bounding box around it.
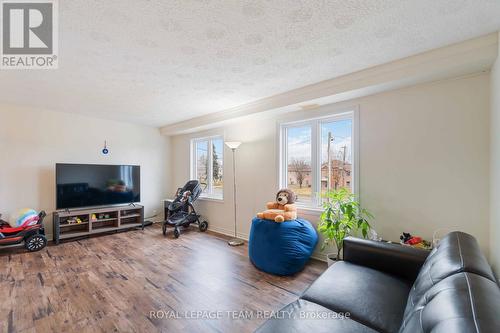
[56,164,140,209]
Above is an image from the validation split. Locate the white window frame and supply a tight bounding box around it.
[278,108,359,210]
[190,135,224,200]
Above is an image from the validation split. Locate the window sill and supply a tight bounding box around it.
[296,205,323,216]
[198,196,224,203]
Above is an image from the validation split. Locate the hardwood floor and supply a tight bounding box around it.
[0,224,326,333]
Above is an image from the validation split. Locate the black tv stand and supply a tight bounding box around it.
[53,204,144,244]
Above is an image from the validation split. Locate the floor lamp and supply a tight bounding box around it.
[225,141,244,246]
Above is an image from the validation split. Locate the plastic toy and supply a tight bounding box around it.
[0,211,48,252]
[66,217,83,225]
[400,232,432,250]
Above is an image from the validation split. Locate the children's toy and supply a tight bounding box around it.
[257,189,298,222]
[66,217,83,225]
[180,190,191,202]
[162,180,208,238]
[0,211,47,252]
[8,208,39,227]
[400,232,412,243]
[400,232,432,250]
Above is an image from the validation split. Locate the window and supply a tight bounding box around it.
[280,110,357,208]
[287,126,312,201]
[191,136,224,199]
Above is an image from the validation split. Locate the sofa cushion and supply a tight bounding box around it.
[400,272,500,333]
[301,261,411,333]
[255,299,378,333]
[404,232,495,317]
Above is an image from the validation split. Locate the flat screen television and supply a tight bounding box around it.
[56,163,140,210]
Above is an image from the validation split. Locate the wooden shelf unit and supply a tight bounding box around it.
[53,205,144,244]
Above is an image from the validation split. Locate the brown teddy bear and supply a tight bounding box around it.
[257,189,298,223]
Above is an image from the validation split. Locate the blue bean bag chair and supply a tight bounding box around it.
[248,217,318,276]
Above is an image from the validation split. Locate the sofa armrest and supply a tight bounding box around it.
[343,236,430,282]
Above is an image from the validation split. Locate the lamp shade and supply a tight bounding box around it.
[225,141,242,149]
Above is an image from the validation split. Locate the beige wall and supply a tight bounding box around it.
[0,105,170,239]
[490,33,500,279]
[170,73,491,259]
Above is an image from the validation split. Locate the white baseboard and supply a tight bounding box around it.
[208,225,249,241]
[310,252,327,262]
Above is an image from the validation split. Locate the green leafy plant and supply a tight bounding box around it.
[318,188,373,259]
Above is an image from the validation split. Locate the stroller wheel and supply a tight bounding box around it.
[25,234,47,252]
[162,223,167,236]
[199,221,208,232]
[173,228,180,238]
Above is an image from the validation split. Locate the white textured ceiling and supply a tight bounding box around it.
[1,0,500,127]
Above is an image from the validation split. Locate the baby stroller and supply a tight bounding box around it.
[0,211,48,252]
[162,180,208,238]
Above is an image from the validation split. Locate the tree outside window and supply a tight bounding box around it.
[192,136,224,199]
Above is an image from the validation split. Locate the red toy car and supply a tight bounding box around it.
[0,211,47,252]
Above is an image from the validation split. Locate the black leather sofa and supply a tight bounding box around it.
[256,232,500,332]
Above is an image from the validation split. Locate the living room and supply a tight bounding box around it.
[1,1,499,332]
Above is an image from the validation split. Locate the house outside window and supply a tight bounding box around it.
[279,110,358,208]
[191,135,224,200]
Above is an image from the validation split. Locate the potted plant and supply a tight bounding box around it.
[318,188,373,266]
